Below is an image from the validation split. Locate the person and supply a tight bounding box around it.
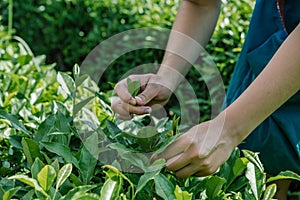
[111,0,300,199]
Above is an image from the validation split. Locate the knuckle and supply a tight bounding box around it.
[200,160,211,168]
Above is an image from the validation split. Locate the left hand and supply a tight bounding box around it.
[156,117,238,178]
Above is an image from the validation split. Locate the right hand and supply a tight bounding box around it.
[111,74,172,120]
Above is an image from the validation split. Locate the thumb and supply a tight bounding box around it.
[135,86,157,106]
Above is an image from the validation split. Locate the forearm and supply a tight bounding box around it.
[157,0,221,89]
[223,24,300,145]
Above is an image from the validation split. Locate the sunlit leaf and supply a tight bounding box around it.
[0,110,31,135]
[38,165,56,192]
[174,185,193,200]
[56,163,73,190]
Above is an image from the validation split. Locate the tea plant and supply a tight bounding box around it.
[1,25,300,199]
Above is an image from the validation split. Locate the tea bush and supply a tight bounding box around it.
[0,0,255,122]
[0,1,251,79]
[1,26,300,199]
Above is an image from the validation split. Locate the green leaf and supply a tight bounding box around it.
[135,126,159,152]
[60,185,97,200]
[78,147,97,184]
[174,185,193,200]
[127,78,140,97]
[242,150,264,172]
[21,138,43,167]
[51,159,60,175]
[135,170,160,196]
[108,143,150,171]
[0,110,31,135]
[72,192,100,200]
[21,189,35,200]
[106,120,122,137]
[75,74,89,87]
[262,184,277,200]
[57,72,76,97]
[245,162,266,200]
[31,157,46,179]
[73,96,95,115]
[0,186,4,199]
[205,176,226,199]
[100,176,123,200]
[56,163,72,190]
[154,174,176,200]
[225,157,248,190]
[8,175,49,198]
[41,142,79,169]
[2,187,21,200]
[38,165,57,192]
[266,170,300,183]
[73,64,80,80]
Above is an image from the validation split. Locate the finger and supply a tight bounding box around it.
[156,135,188,160]
[174,164,201,179]
[111,98,131,115]
[117,114,132,120]
[135,84,159,106]
[121,103,151,115]
[193,166,219,177]
[114,79,136,105]
[166,152,192,172]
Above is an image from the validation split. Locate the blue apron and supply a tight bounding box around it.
[225,0,300,175]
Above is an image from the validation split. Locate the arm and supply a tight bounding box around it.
[112,0,221,118]
[224,23,300,146]
[158,23,300,177]
[158,0,221,89]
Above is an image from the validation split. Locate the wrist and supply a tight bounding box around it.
[214,110,249,148]
[156,66,184,92]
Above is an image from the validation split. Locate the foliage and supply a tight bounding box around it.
[0,0,255,121]
[1,28,300,199]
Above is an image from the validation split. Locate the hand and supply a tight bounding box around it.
[156,116,238,178]
[111,74,172,120]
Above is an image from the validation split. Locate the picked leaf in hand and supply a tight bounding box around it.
[127,78,140,97]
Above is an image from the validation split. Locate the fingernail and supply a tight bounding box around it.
[129,97,136,105]
[135,96,143,104]
[144,107,151,114]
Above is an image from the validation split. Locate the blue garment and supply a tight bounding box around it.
[225,0,300,175]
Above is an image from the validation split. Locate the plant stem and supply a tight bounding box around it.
[8,0,13,38]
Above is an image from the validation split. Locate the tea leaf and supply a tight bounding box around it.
[60,185,97,200]
[38,165,57,192]
[31,158,45,179]
[135,168,161,196]
[0,110,31,135]
[8,175,49,198]
[2,187,21,200]
[78,147,97,184]
[57,72,76,97]
[154,174,176,200]
[100,176,123,200]
[56,163,72,189]
[41,142,79,169]
[266,170,300,183]
[174,185,193,200]
[127,78,140,97]
[72,192,100,199]
[73,96,94,116]
[205,176,226,199]
[262,184,276,200]
[21,138,43,167]
[245,162,266,200]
